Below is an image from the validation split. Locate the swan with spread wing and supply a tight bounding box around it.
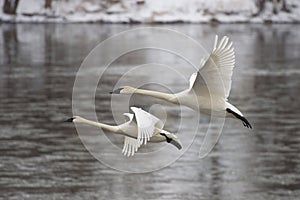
[111,35,252,128]
[65,107,182,157]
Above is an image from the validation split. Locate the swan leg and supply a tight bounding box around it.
[160,132,182,150]
[226,108,252,129]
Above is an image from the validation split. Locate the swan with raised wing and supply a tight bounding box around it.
[65,107,182,156]
[111,35,252,128]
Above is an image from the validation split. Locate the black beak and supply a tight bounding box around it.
[109,88,123,94]
[64,117,74,122]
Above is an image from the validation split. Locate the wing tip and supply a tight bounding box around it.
[130,106,140,112]
[213,35,233,51]
[213,35,218,50]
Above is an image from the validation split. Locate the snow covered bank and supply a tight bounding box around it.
[0,0,300,23]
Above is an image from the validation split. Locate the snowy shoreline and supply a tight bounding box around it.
[0,0,299,24]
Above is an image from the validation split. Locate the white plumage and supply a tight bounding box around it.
[66,107,182,157]
[191,35,235,100]
[112,35,252,128]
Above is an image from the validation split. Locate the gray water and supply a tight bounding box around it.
[0,23,299,200]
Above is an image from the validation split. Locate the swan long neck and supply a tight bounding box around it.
[77,118,119,133]
[132,88,178,104]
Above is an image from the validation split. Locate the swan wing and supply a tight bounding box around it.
[122,136,141,157]
[190,35,235,99]
[123,113,134,123]
[131,107,161,145]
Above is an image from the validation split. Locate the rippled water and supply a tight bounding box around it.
[0,23,299,200]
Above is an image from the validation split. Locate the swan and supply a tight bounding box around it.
[111,35,252,128]
[65,107,182,156]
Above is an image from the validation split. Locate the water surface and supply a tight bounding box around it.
[0,23,299,200]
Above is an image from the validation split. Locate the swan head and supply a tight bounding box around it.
[160,131,182,150]
[64,116,85,123]
[110,86,136,94]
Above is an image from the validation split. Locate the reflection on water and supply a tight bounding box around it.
[0,23,299,200]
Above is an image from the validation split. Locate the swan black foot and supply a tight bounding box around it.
[226,108,252,129]
[160,132,182,150]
